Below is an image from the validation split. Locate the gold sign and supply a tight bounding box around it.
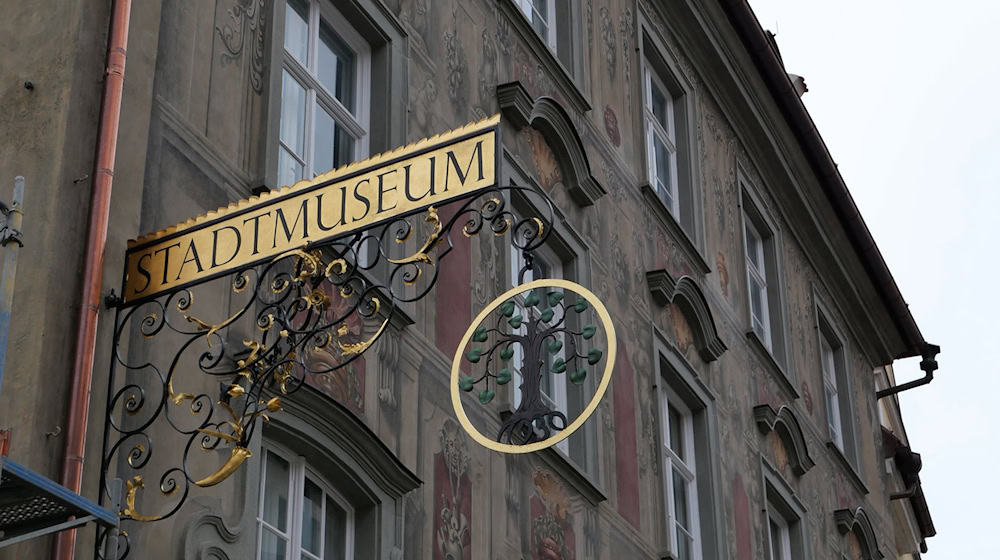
[123,115,500,304]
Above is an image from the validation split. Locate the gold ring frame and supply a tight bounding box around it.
[449,278,616,453]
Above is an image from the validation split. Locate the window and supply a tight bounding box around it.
[644,59,679,217]
[661,388,701,560]
[744,217,770,347]
[278,0,370,188]
[821,333,842,448]
[762,464,808,560]
[740,184,786,363]
[258,444,354,560]
[816,312,858,464]
[767,510,792,560]
[510,0,575,72]
[509,229,582,459]
[764,494,803,560]
[514,0,556,50]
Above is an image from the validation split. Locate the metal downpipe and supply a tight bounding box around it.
[54,1,131,557]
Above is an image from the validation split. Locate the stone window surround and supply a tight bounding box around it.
[759,457,811,560]
[262,0,408,191]
[497,0,591,115]
[244,385,421,560]
[636,17,708,273]
[812,293,863,475]
[738,168,793,394]
[496,150,604,495]
[651,327,727,560]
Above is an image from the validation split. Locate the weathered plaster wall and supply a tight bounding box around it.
[0,0,916,558]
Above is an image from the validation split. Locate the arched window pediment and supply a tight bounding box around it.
[497,81,605,206]
[646,269,727,362]
[753,403,816,476]
[834,507,884,560]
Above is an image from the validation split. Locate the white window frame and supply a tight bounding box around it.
[278,0,371,187]
[257,443,355,560]
[514,0,557,50]
[767,509,792,560]
[644,59,680,218]
[661,386,702,560]
[820,333,843,449]
[510,240,569,454]
[743,216,771,348]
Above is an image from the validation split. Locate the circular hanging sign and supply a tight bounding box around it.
[450,278,616,454]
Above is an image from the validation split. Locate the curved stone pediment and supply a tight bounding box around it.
[834,507,884,559]
[646,269,727,362]
[497,81,605,206]
[753,404,815,476]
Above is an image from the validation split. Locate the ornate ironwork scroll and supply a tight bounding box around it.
[97,185,554,556]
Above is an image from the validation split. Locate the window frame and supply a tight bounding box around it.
[652,330,727,560]
[814,299,860,467]
[514,0,557,50]
[257,442,356,560]
[644,59,680,218]
[660,384,702,560]
[739,175,789,369]
[760,459,810,560]
[636,23,708,271]
[500,155,598,478]
[277,0,371,188]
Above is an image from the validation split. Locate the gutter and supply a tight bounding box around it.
[53,1,131,558]
[719,0,927,360]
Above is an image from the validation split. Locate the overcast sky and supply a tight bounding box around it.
[748,0,998,556]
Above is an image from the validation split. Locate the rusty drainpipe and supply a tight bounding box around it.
[54,1,131,558]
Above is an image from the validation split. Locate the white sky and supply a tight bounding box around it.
[748,0,998,556]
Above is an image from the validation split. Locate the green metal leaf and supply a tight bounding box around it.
[459,376,475,392]
[551,358,567,373]
[500,300,515,317]
[508,314,523,329]
[570,368,587,384]
[500,346,515,361]
[524,291,540,307]
[587,348,603,365]
[546,338,563,353]
[473,325,489,342]
[582,324,597,340]
[574,299,588,313]
[479,388,495,404]
[465,348,482,363]
[540,308,554,322]
[548,291,564,306]
[496,369,512,385]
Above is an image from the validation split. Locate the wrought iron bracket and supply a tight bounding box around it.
[96,183,557,556]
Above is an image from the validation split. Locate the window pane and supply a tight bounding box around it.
[672,467,690,530]
[745,223,762,268]
[284,0,309,66]
[667,403,684,460]
[318,22,356,111]
[278,147,303,187]
[649,80,669,131]
[280,71,307,157]
[749,276,765,325]
[313,106,336,175]
[260,527,288,560]
[675,526,694,560]
[300,478,323,555]
[654,136,673,208]
[263,451,290,531]
[324,496,348,560]
[334,124,355,169]
[769,518,782,560]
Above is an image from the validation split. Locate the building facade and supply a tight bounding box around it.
[0,0,935,558]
